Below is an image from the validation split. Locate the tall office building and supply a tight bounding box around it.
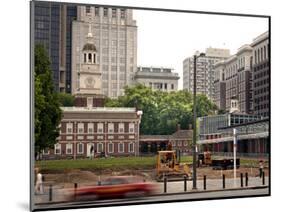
[33,1,77,93]
[251,32,269,118]
[214,45,253,113]
[71,6,137,98]
[183,48,230,101]
[213,31,269,116]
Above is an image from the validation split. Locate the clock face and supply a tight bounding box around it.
[85,76,94,88]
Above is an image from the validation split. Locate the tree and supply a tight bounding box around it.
[105,85,217,135]
[57,93,75,106]
[34,44,62,155]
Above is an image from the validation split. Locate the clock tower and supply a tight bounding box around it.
[74,21,104,108]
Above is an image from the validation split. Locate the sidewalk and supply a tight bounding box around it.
[159,176,269,193]
[34,176,269,204]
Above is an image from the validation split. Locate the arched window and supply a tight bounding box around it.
[264,46,266,60]
[254,50,257,64]
[93,53,96,63]
[261,48,263,61]
[84,53,87,63]
[88,53,92,63]
[257,49,260,63]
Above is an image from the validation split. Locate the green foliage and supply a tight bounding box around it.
[35,44,62,153]
[57,93,75,106]
[105,84,217,135]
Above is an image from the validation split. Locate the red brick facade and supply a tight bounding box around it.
[42,107,142,159]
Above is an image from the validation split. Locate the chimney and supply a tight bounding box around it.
[177,124,181,131]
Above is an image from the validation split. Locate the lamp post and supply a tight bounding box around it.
[192,52,205,190]
[233,128,237,187]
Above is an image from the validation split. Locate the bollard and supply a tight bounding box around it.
[74,183,77,200]
[203,175,206,190]
[262,172,265,185]
[164,177,167,193]
[245,173,248,187]
[222,174,225,189]
[240,173,243,187]
[49,185,52,202]
[184,175,187,192]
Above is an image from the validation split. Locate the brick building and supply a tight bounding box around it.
[42,107,142,159]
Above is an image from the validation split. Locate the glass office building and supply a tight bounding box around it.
[34,1,77,93]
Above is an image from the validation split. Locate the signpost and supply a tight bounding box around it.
[233,128,237,187]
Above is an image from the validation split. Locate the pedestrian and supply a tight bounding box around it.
[259,160,264,178]
[35,168,44,194]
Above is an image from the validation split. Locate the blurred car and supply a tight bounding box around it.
[70,176,157,201]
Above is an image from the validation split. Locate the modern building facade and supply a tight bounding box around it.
[197,113,268,155]
[183,48,230,101]
[42,107,142,159]
[135,66,179,92]
[34,1,77,93]
[251,32,269,118]
[71,6,137,98]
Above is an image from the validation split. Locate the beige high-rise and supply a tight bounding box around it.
[71,6,137,98]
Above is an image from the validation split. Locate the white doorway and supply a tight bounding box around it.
[87,143,94,157]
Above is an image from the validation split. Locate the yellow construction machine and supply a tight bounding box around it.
[156,150,192,181]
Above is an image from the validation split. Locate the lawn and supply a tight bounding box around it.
[36,156,193,172]
[35,156,265,172]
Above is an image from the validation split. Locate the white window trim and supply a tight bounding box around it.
[54,143,61,155]
[118,123,124,133]
[108,142,114,153]
[77,143,84,154]
[42,148,50,155]
[97,143,104,153]
[78,123,84,134]
[88,123,94,134]
[118,142,124,153]
[97,123,104,133]
[129,142,134,153]
[66,123,73,134]
[66,143,73,155]
[129,123,135,133]
[108,123,114,133]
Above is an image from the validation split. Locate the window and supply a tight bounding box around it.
[54,144,61,155]
[66,123,73,134]
[97,123,104,133]
[77,143,84,154]
[171,84,174,90]
[108,142,114,153]
[129,142,134,153]
[120,9,125,19]
[88,53,92,63]
[112,8,116,18]
[95,7,99,16]
[118,142,124,153]
[103,8,108,17]
[97,143,103,153]
[129,123,134,133]
[66,143,73,154]
[84,53,87,63]
[86,6,91,14]
[78,123,84,134]
[118,123,124,133]
[42,148,50,155]
[108,123,114,133]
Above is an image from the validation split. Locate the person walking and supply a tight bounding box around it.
[35,168,44,194]
[259,160,264,178]
[90,145,94,160]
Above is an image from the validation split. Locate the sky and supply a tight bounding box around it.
[133,9,268,89]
